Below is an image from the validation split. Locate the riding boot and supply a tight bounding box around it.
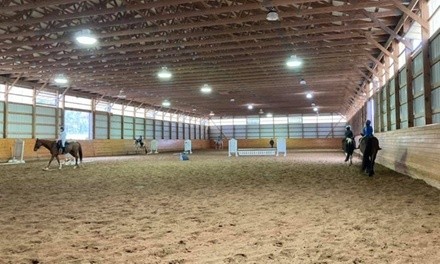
[62,147,66,154]
[345,155,349,162]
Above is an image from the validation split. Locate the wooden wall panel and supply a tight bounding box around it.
[207,138,342,149]
[375,124,440,189]
[0,138,342,162]
[0,138,211,162]
[0,139,14,160]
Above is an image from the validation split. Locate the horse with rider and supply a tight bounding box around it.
[343,120,381,176]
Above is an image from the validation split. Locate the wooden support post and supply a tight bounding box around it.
[3,84,9,138]
[385,55,392,131]
[405,20,415,128]
[393,40,401,130]
[420,0,432,125]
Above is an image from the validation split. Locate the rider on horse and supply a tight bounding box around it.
[361,120,374,152]
[135,135,144,147]
[57,126,67,154]
[361,120,374,171]
[344,125,354,162]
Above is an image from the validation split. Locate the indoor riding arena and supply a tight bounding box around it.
[0,1,439,264]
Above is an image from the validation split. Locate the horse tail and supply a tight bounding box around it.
[78,143,83,163]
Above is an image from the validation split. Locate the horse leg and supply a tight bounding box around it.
[56,155,62,170]
[73,154,79,169]
[44,156,56,170]
[368,163,374,176]
[361,154,368,172]
[369,155,376,176]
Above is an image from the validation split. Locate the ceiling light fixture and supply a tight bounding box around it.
[162,99,171,107]
[313,107,318,112]
[158,66,172,79]
[259,109,264,114]
[286,55,302,67]
[117,89,126,99]
[200,84,212,94]
[247,104,254,110]
[266,113,273,118]
[266,9,279,21]
[209,111,215,116]
[306,92,313,99]
[300,78,307,85]
[75,29,98,45]
[53,74,68,84]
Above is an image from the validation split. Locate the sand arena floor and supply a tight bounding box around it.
[0,150,439,264]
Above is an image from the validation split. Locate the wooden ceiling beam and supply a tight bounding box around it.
[1,38,376,70]
[0,0,323,28]
[0,8,399,44]
[365,33,398,61]
[0,0,91,13]
[390,0,428,30]
[0,18,393,57]
[2,48,372,77]
[361,10,412,49]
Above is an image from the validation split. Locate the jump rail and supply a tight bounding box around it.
[237,148,277,156]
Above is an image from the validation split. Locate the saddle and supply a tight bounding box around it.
[57,140,69,154]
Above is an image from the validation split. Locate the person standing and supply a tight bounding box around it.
[269,138,274,148]
[58,126,67,154]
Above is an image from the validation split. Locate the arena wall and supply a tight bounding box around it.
[0,138,342,162]
[0,139,210,162]
[210,138,342,149]
[374,124,440,189]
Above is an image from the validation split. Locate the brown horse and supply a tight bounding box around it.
[33,138,83,170]
[359,136,381,176]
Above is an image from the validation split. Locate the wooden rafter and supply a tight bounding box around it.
[0,0,420,116]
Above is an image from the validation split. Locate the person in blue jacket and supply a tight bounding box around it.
[362,120,373,137]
